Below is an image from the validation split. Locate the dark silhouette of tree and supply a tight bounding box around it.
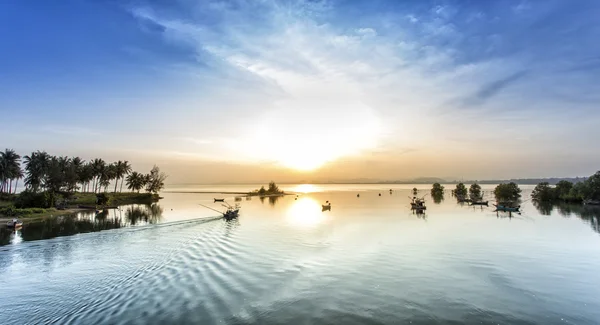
[469,183,482,201]
[494,182,521,202]
[454,183,467,198]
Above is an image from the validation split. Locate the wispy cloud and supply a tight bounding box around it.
[461,70,529,106]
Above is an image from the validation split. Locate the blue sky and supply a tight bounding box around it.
[1,0,599,182]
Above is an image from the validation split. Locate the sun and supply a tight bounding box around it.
[231,98,384,171]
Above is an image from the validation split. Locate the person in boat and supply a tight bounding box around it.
[12,218,19,227]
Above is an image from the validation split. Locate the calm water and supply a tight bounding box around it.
[1,184,600,324]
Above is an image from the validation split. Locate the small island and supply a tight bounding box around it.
[249,181,286,196]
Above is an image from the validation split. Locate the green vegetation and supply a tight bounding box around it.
[431,183,444,196]
[469,183,482,201]
[531,171,600,203]
[0,206,57,217]
[454,183,467,198]
[0,148,167,219]
[494,182,522,202]
[0,149,23,194]
[252,181,284,196]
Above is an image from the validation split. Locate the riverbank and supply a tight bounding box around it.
[0,192,160,225]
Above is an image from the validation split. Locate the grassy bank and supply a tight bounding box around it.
[67,192,160,206]
[0,192,160,223]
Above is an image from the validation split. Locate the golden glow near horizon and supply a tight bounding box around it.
[231,98,384,172]
[290,184,320,193]
[286,197,326,227]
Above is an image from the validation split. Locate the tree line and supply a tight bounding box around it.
[0,149,167,195]
[532,171,600,203]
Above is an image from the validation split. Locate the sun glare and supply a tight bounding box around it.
[286,197,325,227]
[233,99,383,172]
[291,184,320,193]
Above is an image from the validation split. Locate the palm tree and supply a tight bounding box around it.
[119,161,132,192]
[91,158,106,193]
[126,172,145,193]
[13,168,24,194]
[0,149,22,193]
[24,151,50,192]
[78,163,94,192]
[104,163,118,193]
[113,161,131,193]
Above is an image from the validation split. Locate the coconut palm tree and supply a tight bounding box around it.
[13,168,24,194]
[91,158,106,193]
[126,171,145,193]
[24,151,50,192]
[119,161,132,192]
[78,163,94,192]
[0,149,21,193]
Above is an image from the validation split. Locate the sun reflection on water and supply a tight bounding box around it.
[286,197,326,227]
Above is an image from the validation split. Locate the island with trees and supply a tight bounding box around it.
[0,148,167,222]
[250,181,286,196]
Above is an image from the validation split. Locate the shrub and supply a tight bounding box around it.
[14,190,52,208]
[531,182,556,202]
[454,183,467,198]
[469,183,482,201]
[494,182,522,202]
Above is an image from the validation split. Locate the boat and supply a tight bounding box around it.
[223,206,240,220]
[6,220,23,229]
[410,197,427,211]
[470,201,488,206]
[199,203,240,220]
[322,204,331,211]
[494,204,520,212]
[214,198,225,202]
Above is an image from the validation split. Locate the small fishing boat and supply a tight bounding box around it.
[6,220,23,229]
[494,204,520,212]
[410,197,427,211]
[584,200,600,206]
[470,201,489,206]
[223,206,240,220]
[214,198,225,202]
[322,205,331,211]
[199,203,240,220]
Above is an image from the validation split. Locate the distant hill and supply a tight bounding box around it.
[458,177,588,185]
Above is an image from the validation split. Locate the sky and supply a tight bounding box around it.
[1,0,600,183]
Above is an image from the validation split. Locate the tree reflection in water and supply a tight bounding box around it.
[0,204,164,246]
[268,195,280,206]
[533,202,600,234]
[0,213,122,245]
[125,204,163,226]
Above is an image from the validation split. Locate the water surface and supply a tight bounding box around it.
[1,184,600,324]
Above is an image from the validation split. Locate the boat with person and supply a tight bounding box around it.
[6,219,23,229]
[322,201,331,211]
[200,201,240,220]
[223,205,240,220]
[410,197,427,211]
